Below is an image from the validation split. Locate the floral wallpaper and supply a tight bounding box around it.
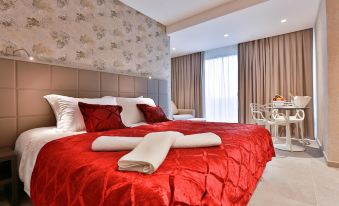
[0,0,170,79]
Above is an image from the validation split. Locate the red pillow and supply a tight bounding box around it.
[137,104,170,123]
[78,102,126,132]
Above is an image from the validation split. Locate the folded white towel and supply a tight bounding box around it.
[92,132,221,151]
[118,131,183,174]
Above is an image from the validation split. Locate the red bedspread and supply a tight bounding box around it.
[31,121,275,206]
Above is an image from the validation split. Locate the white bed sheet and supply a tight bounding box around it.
[14,123,148,196]
[15,127,84,196]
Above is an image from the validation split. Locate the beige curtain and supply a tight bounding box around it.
[171,52,202,117]
[239,28,314,138]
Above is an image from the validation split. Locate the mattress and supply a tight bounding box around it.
[14,122,148,196]
[27,121,274,205]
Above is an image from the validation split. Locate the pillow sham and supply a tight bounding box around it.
[44,94,117,132]
[116,97,156,126]
[78,102,126,132]
[136,104,170,123]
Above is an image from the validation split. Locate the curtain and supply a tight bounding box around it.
[171,52,202,117]
[204,55,238,122]
[238,28,314,138]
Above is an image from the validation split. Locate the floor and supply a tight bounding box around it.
[249,139,339,206]
[1,140,339,206]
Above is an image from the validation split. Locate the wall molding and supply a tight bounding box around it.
[317,138,339,168]
[167,0,267,34]
[323,151,339,168]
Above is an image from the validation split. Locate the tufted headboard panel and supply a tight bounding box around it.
[0,57,169,148]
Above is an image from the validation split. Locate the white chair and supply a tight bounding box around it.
[171,101,195,120]
[249,103,268,126]
[250,103,289,141]
[272,96,311,144]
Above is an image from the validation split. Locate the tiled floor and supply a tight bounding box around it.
[1,141,338,206]
[249,140,339,206]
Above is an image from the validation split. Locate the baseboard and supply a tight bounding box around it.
[316,138,323,151]
[322,149,339,168]
[314,138,339,167]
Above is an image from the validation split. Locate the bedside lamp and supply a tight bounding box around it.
[140,72,152,79]
[5,47,34,61]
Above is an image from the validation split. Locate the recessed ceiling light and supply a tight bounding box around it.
[29,56,34,61]
[172,48,176,51]
[224,34,229,37]
[280,19,287,23]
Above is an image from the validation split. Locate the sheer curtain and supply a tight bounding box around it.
[204,54,238,122]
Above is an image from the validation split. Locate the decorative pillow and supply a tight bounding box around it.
[136,104,170,123]
[116,97,156,126]
[171,100,179,115]
[78,102,126,132]
[44,94,117,132]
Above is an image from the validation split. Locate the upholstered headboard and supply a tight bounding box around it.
[0,57,169,148]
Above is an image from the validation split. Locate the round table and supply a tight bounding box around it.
[266,106,310,152]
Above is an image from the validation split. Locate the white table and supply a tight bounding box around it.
[267,106,309,152]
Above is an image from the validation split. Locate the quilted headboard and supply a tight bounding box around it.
[0,57,169,148]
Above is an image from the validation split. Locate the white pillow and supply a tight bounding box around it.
[44,94,117,132]
[116,97,156,126]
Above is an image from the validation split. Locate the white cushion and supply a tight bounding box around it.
[171,101,179,115]
[173,114,194,120]
[44,94,117,132]
[116,97,156,126]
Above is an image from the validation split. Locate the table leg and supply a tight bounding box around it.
[285,110,292,150]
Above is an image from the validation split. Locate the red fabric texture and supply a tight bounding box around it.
[137,104,170,123]
[78,102,126,132]
[31,121,275,206]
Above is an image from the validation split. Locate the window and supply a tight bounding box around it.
[204,48,238,122]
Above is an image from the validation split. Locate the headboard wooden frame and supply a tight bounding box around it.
[0,57,169,148]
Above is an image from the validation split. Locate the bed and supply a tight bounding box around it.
[16,120,275,206]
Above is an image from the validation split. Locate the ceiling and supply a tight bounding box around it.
[120,0,321,57]
[119,0,234,25]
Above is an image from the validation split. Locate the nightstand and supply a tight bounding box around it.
[0,148,18,206]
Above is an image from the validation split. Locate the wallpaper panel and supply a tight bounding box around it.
[0,0,170,79]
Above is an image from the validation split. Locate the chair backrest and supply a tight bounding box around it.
[249,103,266,122]
[295,109,305,120]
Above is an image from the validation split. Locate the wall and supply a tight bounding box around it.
[0,0,170,80]
[326,0,339,164]
[314,0,328,153]
[314,0,339,165]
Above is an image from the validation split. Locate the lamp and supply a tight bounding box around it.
[5,46,34,61]
[140,72,152,79]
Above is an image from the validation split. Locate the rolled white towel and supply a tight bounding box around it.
[92,132,221,151]
[174,132,221,148]
[118,131,183,174]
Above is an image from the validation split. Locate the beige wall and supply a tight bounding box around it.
[326,0,339,164]
[315,0,339,164]
[315,0,328,153]
[0,0,170,80]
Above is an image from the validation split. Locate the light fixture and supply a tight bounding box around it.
[280,19,287,23]
[172,48,176,51]
[224,33,229,37]
[140,72,152,80]
[5,46,34,61]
